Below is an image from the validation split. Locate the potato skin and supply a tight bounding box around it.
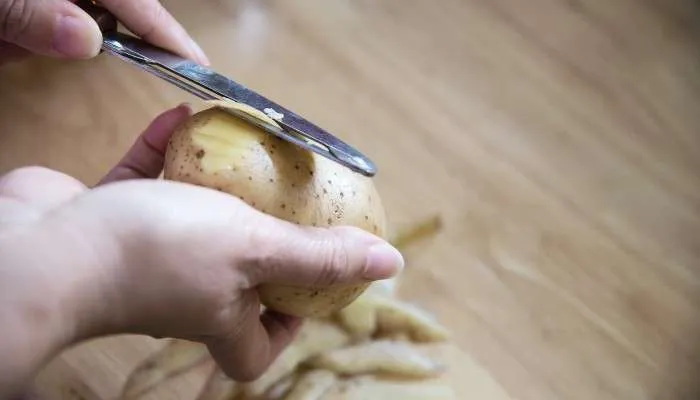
[163,101,387,317]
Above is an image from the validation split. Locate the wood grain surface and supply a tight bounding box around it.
[2,0,700,399]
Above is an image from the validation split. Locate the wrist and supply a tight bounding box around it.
[34,206,128,341]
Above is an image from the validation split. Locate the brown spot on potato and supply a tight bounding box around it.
[280,203,286,209]
[248,176,253,181]
[195,149,205,159]
[269,178,274,183]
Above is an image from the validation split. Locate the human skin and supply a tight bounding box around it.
[0,104,404,398]
[0,0,209,64]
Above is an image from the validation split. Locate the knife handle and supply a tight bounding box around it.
[75,0,118,34]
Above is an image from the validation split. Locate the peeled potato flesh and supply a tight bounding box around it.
[163,100,387,317]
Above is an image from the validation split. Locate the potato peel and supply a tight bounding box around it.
[120,339,210,399]
[374,298,450,343]
[262,372,298,399]
[306,340,445,379]
[239,319,350,397]
[336,294,449,343]
[334,277,400,339]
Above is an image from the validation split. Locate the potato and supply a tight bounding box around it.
[163,99,387,317]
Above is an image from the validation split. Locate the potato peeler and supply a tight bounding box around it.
[77,0,377,177]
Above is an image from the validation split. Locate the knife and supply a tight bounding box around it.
[76,0,377,177]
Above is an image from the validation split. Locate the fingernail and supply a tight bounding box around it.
[364,243,404,280]
[53,16,100,58]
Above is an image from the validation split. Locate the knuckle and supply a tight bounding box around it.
[0,0,32,41]
[313,232,351,286]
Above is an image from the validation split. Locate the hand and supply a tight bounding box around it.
[0,104,403,396]
[0,0,209,64]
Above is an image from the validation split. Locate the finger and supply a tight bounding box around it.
[207,300,302,382]
[0,0,101,58]
[240,216,405,288]
[0,166,87,210]
[0,40,30,64]
[98,103,191,185]
[97,0,209,65]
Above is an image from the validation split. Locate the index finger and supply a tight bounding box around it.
[98,103,192,185]
[96,0,210,65]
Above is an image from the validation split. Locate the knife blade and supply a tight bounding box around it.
[76,0,377,177]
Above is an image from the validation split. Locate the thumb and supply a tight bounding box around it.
[240,216,404,288]
[1,0,101,59]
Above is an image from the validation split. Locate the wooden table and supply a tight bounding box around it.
[2,1,700,399]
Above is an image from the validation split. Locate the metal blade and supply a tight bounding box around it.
[101,31,377,177]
